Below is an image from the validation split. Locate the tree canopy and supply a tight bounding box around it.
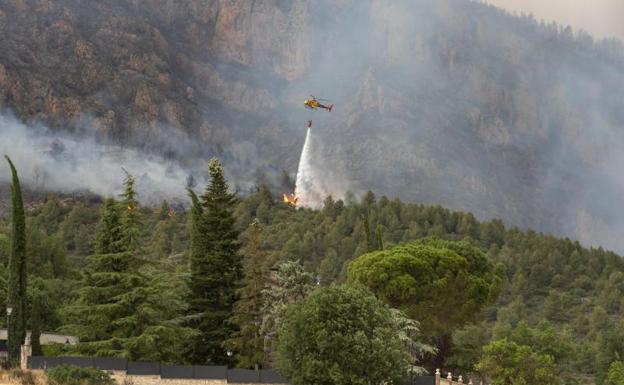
[476,339,561,385]
[277,284,414,385]
[347,238,502,359]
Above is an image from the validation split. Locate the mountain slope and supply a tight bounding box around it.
[1,0,623,251]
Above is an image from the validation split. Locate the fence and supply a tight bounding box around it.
[28,356,477,385]
[436,369,481,385]
[28,356,286,384]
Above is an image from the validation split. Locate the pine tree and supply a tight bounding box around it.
[119,170,142,253]
[61,172,192,362]
[5,156,27,365]
[95,199,123,254]
[226,220,269,369]
[187,188,203,263]
[187,158,242,365]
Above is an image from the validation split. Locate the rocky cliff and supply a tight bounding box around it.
[1,0,624,251]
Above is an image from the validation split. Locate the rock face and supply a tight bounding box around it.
[1,0,624,251]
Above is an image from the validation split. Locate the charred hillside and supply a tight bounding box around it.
[1,0,624,251]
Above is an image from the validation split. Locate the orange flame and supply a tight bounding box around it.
[283,193,298,207]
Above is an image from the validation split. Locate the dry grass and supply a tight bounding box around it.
[0,370,47,385]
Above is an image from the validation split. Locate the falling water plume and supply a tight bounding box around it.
[294,126,323,208]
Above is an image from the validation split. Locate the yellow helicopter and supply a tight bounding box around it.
[304,95,333,112]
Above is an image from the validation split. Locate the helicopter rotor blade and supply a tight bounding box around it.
[310,94,331,102]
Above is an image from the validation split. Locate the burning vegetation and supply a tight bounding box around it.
[283,193,298,207]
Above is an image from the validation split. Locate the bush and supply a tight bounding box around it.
[41,343,71,357]
[46,365,114,385]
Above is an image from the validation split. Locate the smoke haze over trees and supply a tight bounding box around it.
[1,0,624,252]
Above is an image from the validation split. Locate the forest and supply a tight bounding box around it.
[1,158,624,385]
[2,0,624,253]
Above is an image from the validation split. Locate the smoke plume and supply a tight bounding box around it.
[0,114,191,203]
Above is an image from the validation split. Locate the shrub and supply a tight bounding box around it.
[46,365,114,385]
[41,343,71,357]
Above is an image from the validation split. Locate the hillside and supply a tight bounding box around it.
[1,0,624,252]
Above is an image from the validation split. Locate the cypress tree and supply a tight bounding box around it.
[187,158,242,365]
[226,220,269,369]
[30,292,44,356]
[5,156,27,365]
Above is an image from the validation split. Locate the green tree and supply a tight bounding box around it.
[60,203,99,256]
[61,174,192,362]
[5,156,27,365]
[277,285,412,385]
[25,224,67,278]
[62,249,193,362]
[493,321,574,366]
[187,158,242,364]
[606,361,624,385]
[476,339,561,385]
[94,199,123,254]
[30,290,45,356]
[260,260,315,361]
[596,326,624,385]
[226,220,270,369]
[447,322,491,374]
[347,238,502,365]
[119,170,142,253]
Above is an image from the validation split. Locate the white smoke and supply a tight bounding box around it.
[0,114,191,203]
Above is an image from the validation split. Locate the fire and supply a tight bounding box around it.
[283,193,298,207]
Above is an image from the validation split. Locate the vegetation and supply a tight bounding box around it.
[276,285,413,385]
[58,174,194,362]
[46,365,114,385]
[8,369,37,385]
[225,220,271,369]
[1,159,624,382]
[606,361,624,385]
[5,156,27,365]
[260,259,315,363]
[186,158,242,365]
[348,238,503,366]
[476,339,561,385]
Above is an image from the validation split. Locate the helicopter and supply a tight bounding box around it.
[304,95,333,112]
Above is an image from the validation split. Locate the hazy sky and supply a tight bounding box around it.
[485,0,624,40]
